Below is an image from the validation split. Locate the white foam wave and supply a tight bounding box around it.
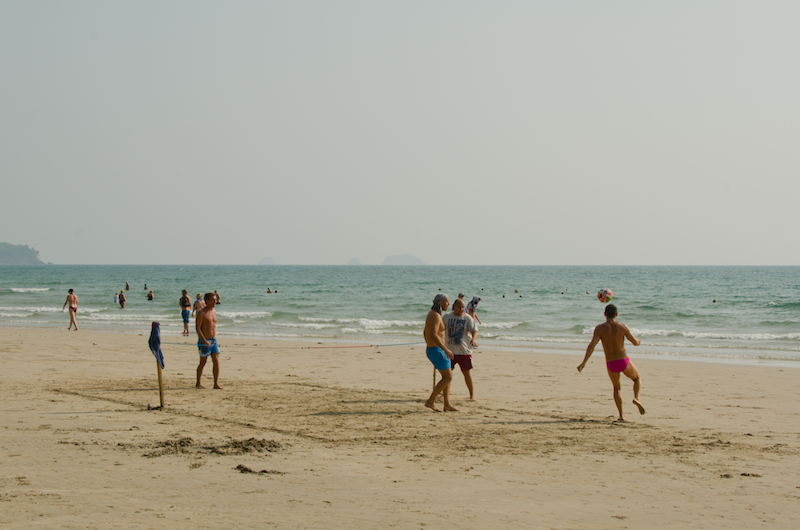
[0,312,30,318]
[272,322,339,330]
[217,311,272,319]
[496,335,582,344]
[219,331,306,339]
[84,313,165,322]
[10,287,51,293]
[312,317,422,328]
[340,327,411,335]
[0,306,62,313]
[631,328,800,341]
[355,319,420,329]
[0,305,102,314]
[480,321,523,330]
[635,350,800,362]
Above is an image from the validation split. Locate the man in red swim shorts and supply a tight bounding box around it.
[577,304,645,422]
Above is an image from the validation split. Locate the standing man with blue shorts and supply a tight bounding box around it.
[179,290,192,337]
[424,294,456,412]
[196,292,222,389]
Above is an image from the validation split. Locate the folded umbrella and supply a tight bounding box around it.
[148,321,165,369]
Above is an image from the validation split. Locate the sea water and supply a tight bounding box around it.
[1,265,799,367]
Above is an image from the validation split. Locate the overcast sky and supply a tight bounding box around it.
[2,1,799,265]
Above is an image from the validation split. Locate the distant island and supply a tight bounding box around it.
[0,243,46,265]
[347,258,361,265]
[381,254,425,265]
[258,257,276,265]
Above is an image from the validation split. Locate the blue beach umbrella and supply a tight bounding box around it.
[148,321,165,369]
[148,321,166,408]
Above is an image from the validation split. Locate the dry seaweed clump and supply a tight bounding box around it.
[206,438,283,455]
[140,437,283,458]
[235,464,285,475]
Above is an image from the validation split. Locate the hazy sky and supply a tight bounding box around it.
[2,1,799,265]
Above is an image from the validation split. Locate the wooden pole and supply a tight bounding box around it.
[156,360,165,408]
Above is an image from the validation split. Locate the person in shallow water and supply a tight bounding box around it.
[577,304,645,422]
[179,289,192,336]
[62,289,79,331]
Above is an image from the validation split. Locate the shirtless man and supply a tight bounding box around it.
[62,289,79,330]
[196,292,222,389]
[577,304,645,421]
[423,294,457,412]
[179,289,192,336]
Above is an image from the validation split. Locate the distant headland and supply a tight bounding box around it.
[381,254,425,265]
[0,243,47,265]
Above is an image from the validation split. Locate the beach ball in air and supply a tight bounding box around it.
[597,288,613,303]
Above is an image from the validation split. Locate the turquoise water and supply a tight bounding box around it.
[1,265,799,366]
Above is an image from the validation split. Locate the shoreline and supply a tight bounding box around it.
[4,321,800,370]
[2,326,799,527]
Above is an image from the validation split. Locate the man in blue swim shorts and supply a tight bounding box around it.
[423,294,456,412]
[196,292,223,389]
[179,290,192,336]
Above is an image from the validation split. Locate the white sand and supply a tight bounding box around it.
[1,327,798,528]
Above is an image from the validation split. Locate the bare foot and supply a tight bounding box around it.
[444,405,459,412]
[469,397,478,402]
[424,401,441,412]
[196,383,205,389]
[613,417,627,423]
[214,385,223,389]
[633,399,645,415]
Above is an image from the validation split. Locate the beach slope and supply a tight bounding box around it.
[1,328,798,528]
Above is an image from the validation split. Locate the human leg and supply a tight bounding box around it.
[196,357,208,388]
[623,362,645,414]
[463,369,476,401]
[608,370,625,421]
[442,371,457,411]
[426,368,453,412]
[210,353,222,389]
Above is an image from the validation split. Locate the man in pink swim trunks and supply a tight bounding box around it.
[577,304,645,422]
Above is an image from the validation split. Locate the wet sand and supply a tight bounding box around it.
[1,327,798,528]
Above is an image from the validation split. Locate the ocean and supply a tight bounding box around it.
[1,265,799,367]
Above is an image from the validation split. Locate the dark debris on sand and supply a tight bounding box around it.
[139,437,283,458]
[235,464,286,475]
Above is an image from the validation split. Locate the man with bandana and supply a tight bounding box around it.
[423,294,457,412]
[443,297,478,401]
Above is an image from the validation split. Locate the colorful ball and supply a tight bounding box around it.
[597,288,613,303]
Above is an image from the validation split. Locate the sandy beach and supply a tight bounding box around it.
[1,327,798,528]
